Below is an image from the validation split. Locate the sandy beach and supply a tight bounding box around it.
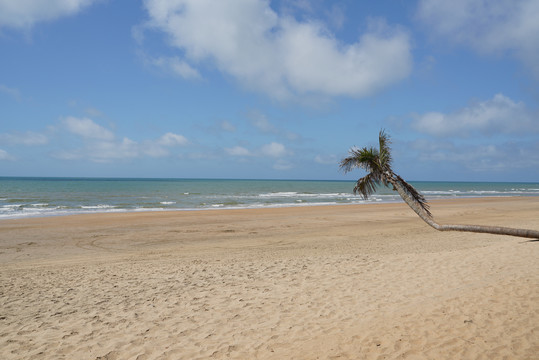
[1,197,538,359]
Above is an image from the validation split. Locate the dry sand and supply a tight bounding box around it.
[1,197,538,359]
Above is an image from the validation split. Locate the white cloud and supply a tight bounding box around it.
[247,110,299,140]
[417,0,539,77]
[409,139,539,172]
[157,132,189,146]
[0,0,99,29]
[0,149,14,160]
[273,159,293,171]
[80,133,191,162]
[326,4,346,30]
[89,138,139,163]
[314,154,337,165]
[63,116,115,140]
[248,111,278,134]
[56,118,190,162]
[52,150,82,161]
[0,131,48,145]
[261,142,287,157]
[411,94,538,137]
[146,55,201,79]
[225,146,252,156]
[142,0,412,100]
[220,121,236,132]
[84,107,104,117]
[141,143,169,158]
[54,136,174,163]
[53,138,140,163]
[225,142,289,159]
[0,84,21,101]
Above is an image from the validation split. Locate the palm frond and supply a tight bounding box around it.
[377,129,393,172]
[353,172,380,199]
[394,175,432,218]
[339,146,379,173]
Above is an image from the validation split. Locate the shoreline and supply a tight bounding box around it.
[1,196,538,265]
[0,194,536,226]
[2,194,538,222]
[1,196,538,359]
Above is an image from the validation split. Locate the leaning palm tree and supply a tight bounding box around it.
[340,130,539,239]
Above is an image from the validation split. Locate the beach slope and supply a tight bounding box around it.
[1,197,538,359]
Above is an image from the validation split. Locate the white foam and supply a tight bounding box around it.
[259,192,298,197]
[80,204,116,209]
[133,207,167,212]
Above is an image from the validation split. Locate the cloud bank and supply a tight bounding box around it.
[0,149,14,161]
[0,131,48,146]
[412,94,538,137]
[417,0,539,77]
[56,117,189,163]
[225,142,288,159]
[63,116,114,141]
[408,93,539,174]
[142,0,412,100]
[0,0,99,29]
[409,138,539,173]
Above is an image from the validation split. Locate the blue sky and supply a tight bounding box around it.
[1,0,538,181]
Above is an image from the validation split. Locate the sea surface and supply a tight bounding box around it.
[1,177,538,220]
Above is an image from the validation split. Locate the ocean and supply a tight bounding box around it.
[1,177,538,220]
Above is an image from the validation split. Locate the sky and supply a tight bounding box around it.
[1,0,538,182]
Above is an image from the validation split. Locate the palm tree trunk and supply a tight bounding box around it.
[387,176,440,228]
[388,177,539,239]
[435,223,539,238]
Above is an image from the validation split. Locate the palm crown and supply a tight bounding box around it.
[340,130,432,218]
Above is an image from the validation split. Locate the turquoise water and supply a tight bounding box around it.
[1,177,538,219]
